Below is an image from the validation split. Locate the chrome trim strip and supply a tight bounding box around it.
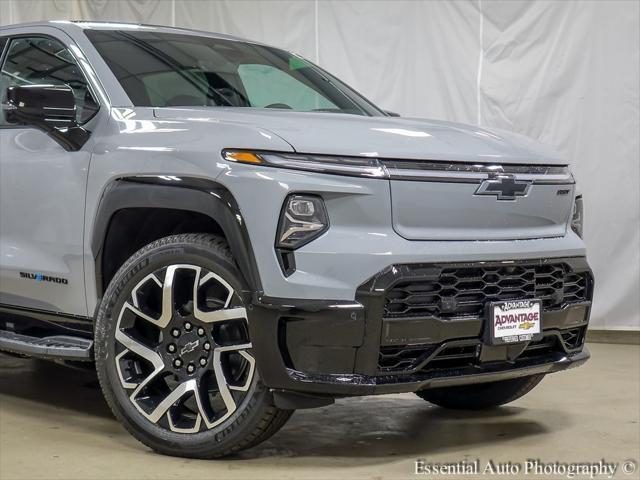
[260,152,387,178]
[223,150,574,184]
[381,160,573,184]
[380,160,568,175]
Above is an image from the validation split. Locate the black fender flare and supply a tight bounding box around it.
[91,175,262,297]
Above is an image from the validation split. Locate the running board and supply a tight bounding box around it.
[0,330,93,360]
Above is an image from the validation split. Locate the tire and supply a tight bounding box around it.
[95,233,292,458]
[415,374,545,410]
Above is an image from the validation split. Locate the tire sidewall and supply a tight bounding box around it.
[95,237,274,457]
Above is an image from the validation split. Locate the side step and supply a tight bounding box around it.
[0,330,93,360]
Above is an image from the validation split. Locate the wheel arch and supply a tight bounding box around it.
[90,176,262,301]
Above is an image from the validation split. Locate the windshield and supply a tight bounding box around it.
[85,29,383,116]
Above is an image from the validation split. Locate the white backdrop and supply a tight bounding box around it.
[1,0,639,330]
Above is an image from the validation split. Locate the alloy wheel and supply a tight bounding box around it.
[113,264,255,433]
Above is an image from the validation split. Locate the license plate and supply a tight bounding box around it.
[487,299,542,345]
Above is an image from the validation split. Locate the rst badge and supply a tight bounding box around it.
[486,299,542,345]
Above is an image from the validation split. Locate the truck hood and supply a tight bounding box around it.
[154,107,565,165]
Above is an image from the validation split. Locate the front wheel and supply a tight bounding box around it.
[95,234,292,458]
[415,374,545,410]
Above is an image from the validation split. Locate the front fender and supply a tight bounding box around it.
[90,175,262,298]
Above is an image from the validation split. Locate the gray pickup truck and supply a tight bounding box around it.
[0,21,592,458]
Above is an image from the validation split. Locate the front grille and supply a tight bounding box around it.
[378,344,438,371]
[377,327,586,374]
[424,344,479,370]
[384,262,590,319]
[560,327,586,349]
[518,335,560,360]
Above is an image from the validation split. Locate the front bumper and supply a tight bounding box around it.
[280,348,590,396]
[247,257,593,397]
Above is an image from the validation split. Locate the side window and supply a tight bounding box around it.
[238,63,338,111]
[0,36,99,126]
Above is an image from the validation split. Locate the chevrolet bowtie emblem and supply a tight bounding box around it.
[475,174,532,201]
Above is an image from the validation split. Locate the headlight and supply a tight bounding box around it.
[223,150,387,178]
[276,194,329,249]
[571,194,584,238]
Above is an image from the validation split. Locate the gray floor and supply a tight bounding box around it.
[1,343,639,480]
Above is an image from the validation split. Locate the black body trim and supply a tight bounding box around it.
[247,257,593,396]
[0,304,93,337]
[284,349,590,396]
[91,176,262,296]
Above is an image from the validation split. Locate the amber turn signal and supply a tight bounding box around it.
[223,151,263,164]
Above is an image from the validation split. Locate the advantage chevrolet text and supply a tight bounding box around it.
[0,22,593,458]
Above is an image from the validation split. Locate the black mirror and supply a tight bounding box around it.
[5,84,76,124]
[3,84,90,151]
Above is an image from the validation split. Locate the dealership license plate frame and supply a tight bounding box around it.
[485,299,544,346]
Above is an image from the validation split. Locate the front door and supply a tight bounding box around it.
[0,34,99,316]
